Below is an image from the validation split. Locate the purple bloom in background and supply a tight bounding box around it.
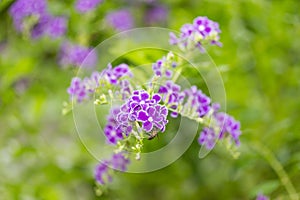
[67,77,88,102]
[144,5,168,25]
[46,16,67,38]
[9,0,67,39]
[111,153,130,171]
[75,0,102,13]
[95,161,111,185]
[106,10,134,31]
[59,42,97,68]
[256,194,269,200]
[198,127,216,150]
[9,0,47,31]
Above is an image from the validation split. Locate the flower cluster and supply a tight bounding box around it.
[64,16,242,187]
[67,63,132,102]
[75,0,103,13]
[95,152,129,184]
[152,52,177,78]
[158,80,185,118]
[170,16,221,52]
[103,90,168,144]
[199,110,241,150]
[9,0,67,39]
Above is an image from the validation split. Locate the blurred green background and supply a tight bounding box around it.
[1,0,300,199]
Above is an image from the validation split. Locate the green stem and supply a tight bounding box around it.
[251,142,298,200]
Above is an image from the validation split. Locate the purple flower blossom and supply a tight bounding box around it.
[104,107,127,144]
[137,105,168,132]
[144,5,168,25]
[111,153,130,171]
[103,63,132,85]
[256,194,269,200]
[59,42,97,68]
[198,112,241,150]
[158,80,185,118]
[214,112,241,145]
[106,10,134,31]
[184,86,211,117]
[198,127,216,150]
[75,0,103,13]
[95,161,111,184]
[152,53,176,78]
[67,77,88,102]
[169,16,222,52]
[94,152,130,184]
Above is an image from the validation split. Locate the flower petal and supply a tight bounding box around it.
[143,121,153,132]
[137,110,148,122]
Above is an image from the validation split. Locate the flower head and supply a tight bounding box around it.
[198,127,216,150]
[67,77,88,102]
[95,161,111,184]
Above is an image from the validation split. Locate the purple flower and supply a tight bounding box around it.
[256,194,269,200]
[152,53,176,78]
[59,42,97,68]
[103,63,132,85]
[75,0,102,13]
[144,5,168,25]
[104,107,127,144]
[184,86,211,117]
[95,161,111,184]
[214,112,241,145]
[198,112,241,150]
[94,152,130,184]
[158,80,185,118]
[137,105,168,132]
[106,10,134,31]
[111,153,130,171]
[67,77,88,102]
[198,127,216,150]
[9,0,47,32]
[169,16,222,52]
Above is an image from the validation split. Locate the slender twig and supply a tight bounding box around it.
[251,142,299,200]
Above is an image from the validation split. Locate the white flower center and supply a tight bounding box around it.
[148,117,153,122]
[198,25,205,31]
[140,100,145,104]
[110,130,116,136]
